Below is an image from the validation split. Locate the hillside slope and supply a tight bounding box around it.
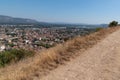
[0,15,38,24]
[0,27,119,80]
[41,28,120,80]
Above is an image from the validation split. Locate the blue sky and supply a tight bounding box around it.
[0,0,120,24]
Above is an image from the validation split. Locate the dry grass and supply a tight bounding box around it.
[0,27,119,80]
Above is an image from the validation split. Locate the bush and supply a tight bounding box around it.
[109,21,118,27]
[95,27,103,32]
[8,43,15,47]
[0,49,34,67]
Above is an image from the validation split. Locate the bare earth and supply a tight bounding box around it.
[41,29,120,80]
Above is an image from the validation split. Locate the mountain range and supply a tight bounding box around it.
[0,15,108,28]
[0,15,39,24]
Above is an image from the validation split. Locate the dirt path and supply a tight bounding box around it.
[40,29,120,80]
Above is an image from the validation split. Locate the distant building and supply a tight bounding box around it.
[0,45,5,51]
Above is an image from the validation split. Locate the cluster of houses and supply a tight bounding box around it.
[0,26,95,51]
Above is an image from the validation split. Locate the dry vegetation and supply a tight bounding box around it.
[0,27,119,80]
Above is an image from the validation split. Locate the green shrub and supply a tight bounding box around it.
[35,43,53,48]
[44,44,53,48]
[95,27,103,32]
[8,43,15,47]
[109,21,118,27]
[0,49,34,67]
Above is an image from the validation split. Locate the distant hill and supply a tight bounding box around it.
[0,15,108,28]
[0,15,39,24]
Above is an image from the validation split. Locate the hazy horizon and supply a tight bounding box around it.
[0,0,120,24]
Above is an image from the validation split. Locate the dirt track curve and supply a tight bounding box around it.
[40,29,120,80]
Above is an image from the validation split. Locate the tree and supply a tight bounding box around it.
[108,21,118,27]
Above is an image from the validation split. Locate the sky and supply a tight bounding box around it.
[0,0,120,24]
